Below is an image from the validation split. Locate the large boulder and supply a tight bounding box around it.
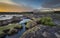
[21,25,60,38]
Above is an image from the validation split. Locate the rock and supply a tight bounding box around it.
[21,25,60,38]
[3,29,10,33]
[42,31,57,38]
[8,29,18,36]
[0,32,6,38]
[11,16,21,23]
[55,33,60,38]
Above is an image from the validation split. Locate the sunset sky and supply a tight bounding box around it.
[0,0,60,8]
[0,0,60,12]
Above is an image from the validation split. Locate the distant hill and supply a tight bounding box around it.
[0,2,33,12]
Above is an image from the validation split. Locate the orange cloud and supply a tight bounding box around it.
[0,2,33,12]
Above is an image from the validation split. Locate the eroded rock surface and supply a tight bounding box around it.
[21,25,60,38]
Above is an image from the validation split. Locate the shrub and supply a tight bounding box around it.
[39,17,55,26]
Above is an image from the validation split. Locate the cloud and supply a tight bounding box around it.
[41,0,60,8]
[0,0,60,9]
[11,0,42,9]
[0,0,33,8]
[11,0,60,8]
[0,0,17,5]
[0,0,33,12]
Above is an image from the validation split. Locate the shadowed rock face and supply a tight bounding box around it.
[21,25,60,38]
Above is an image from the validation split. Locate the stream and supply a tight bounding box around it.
[5,19,30,38]
[0,14,60,38]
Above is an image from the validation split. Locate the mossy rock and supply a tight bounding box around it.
[0,23,22,36]
[38,17,55,27]
[26,20,37,29]
[8,29,18,36]
[14,25,22,30]
[20,26,40,38]
[3,29,10,33]
[0,32,6,38]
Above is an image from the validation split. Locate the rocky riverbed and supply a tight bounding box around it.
[0,13,60,38]
[20,13,60,38]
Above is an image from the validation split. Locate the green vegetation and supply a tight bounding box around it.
[25,20,37,29]
[20,17,57,38]
[39,17,55,26]
[0,23,22,37]
[20,25,40,38]
[8,28,18,35]
[25,17,55,29]
[0,32,6,38]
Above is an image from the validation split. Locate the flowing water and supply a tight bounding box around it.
[5,19,30,38]
[0,13,60,38]
[5,24,26,38]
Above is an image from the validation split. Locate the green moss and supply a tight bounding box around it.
[8,28,18,35]
[14,25,22,29]
[39,17,55,26]
[26,20,37,29]
[0,23,22,36]
[0,32,6,38]
[20,26,39,38]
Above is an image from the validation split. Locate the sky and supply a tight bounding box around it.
[0,0,60,9]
